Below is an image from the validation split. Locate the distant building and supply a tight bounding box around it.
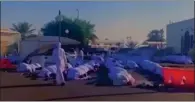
[20,36,80,59]
[0,28,20,56]
[166,18,194,54]
[139,41,166,49]
[88,39,123,49]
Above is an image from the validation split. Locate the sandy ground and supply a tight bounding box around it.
[0,71,194,101]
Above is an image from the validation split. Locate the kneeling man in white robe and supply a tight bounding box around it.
[106,58,136,86]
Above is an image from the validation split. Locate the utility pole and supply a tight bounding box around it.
[57,10,62,42]
[76,9,79,19]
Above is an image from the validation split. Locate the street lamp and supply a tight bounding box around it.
[65,29,69,34]
[56,10,63,42]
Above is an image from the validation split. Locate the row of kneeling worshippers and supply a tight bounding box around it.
[94,57,164,86]
[16,57,164,86]
[17,60,99,80]
[16,55,137,86]
[16,46,164,86]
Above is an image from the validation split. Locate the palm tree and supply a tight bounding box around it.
[11,22,36,40]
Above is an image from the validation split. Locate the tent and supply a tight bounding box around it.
[20,36,80,60]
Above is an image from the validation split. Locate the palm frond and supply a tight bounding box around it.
[10,22,36,40]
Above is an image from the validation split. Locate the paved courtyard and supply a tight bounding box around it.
[0,71,194,101]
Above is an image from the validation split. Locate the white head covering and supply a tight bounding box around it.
[56,42,61,49]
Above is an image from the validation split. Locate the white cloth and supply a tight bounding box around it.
[67,66,86,80]
[96,56,105,65]
[30,63,41,72]
[17,63,41,73]
[30,56,45,67]
[105,58,115,69]
[115,60,124,68]
[80,50,84,60]
[126,60,138,69]
[75,57,84,65]
[40,63,72,77]
[17,63,32,72]
[38,68,52,77]
[73,50,84,66]
[46,65,57,74]
[162,55,193,64]
[52,42,66,85]
[140,60,163,76]
[105,58,135,86]
[68,58,77,67]
[67,63,73,69]
[108,66,135,86]
[67,68,80,80]
[86,61,96,70]
[74,51,78,59]
[67,62,94,80]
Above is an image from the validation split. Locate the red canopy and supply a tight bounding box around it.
[162,67,194,89]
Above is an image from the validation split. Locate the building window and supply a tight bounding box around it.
[181,36,184,53]
[182,31,190,55]
[190,35,194,48]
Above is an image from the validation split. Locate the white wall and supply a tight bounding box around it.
[20,41,39,59]
[166,18,194,53]
[20,40,61,60]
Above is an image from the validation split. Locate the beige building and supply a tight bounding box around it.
[0,28,20,56]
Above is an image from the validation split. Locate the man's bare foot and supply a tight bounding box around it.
[44,78,49,81]
[53,80,56,85]
[55,82,65,86]
[60,83,65,86]
[127,81,136,87]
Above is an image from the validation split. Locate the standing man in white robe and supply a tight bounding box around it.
[52,42,67,86]
[74,48,84,66]
[80,48,84,61]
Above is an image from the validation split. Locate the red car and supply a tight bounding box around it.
[0,58,17,71]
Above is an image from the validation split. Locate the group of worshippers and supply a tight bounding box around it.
[53,44,136,86]
[18,42,85,86]
[49,43,136,86]
[17,42,165,87]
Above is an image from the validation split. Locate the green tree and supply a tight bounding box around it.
[10,22,36,40]
[147,29,165,42]
[41,14,96,46]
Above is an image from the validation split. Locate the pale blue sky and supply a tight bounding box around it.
[1,1,194,43]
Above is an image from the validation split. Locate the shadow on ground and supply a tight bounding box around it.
[41,91,156,101]
[0,83,56,89]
